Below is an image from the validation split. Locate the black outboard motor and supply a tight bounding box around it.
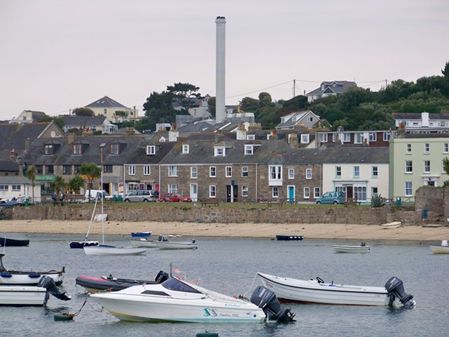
[385,276,415,309]
[250,286,295,323]
[38,276,71,305]
[155,270,169,283]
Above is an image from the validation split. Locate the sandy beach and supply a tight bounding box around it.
[1,220,449,241]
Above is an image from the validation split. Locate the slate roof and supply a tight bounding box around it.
[62,115,107,127]
[0,123,50,154]
[85,96,129,109]
[276,110,318,129]
[306,81,357,97]
[0,176,31,184]
[392,112,449,120]
[0,159,19,172]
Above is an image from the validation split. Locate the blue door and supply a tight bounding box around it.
[288,186,295,203]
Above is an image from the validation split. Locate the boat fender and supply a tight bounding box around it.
[0,271,12,278]
[28,272,41,278]
[385,276,415,309]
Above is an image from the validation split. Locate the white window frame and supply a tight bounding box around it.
[209,185,216,198]
[354,166,360,178]
[225,166,232,178]
[272,186,279,198]
[0,185,8,191]
[354,186,367,201]
[128,165,136,176]
[300,134,310,144]
[405,181,413,196]
[319,133,328,143]
[168,165,178,177]
[372,166,378,177]
[305,168,312,180]
[303,187,310,199]
[44,144,53,155]
[11,185,21,191]
[269,165,282,180]
[383,132,391,141]
[242,166,249,177]
[424,160,430,173]
[405,160,413,173]
[143,165,151,176]
[369,132,377,142]
[343,133,351,143]
[288,167,295,179]
[209,166,216,178]
[244,144,254,155]
[336,166,341,177]
[168,184,178,193]
[246,134,255,140]
[242,186,249,197]
[182,144,189,154]
[146,145,156,155]
[190,166,198,179]
[444,143,449,153]
[354,133,363,144]
[73,144,82,155]
[406,144,411,153]
[214,146,225,157]
[314,187,320,199]
[424,143,430,154]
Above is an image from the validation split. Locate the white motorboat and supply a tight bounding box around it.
[0,253,64,285]
[130,238,159,248]
[333,242,370,253]
[430,240,449,254]
[84,245,146,256]
[157,240,198,250]
[91,277,295,323]
[257,273,415,308]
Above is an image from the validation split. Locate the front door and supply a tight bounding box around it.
[190,183,198,202]
[346,186,353,201]
[288,185,295,203]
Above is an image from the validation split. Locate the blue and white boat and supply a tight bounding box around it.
[130,231,152,239]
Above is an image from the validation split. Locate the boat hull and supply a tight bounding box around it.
[258,273,389,306]
[333,245,370,253]
[131,232,151,238]
[157,242,198,250]
[130,239,158,248]
[69,241,99,249]
[0,237,29,247]
[76,275,154,293]
[430,246,449,254]
[275,235,303,241]
[0,286,46,306]
[0,271,63,286]
[84,245,146,256]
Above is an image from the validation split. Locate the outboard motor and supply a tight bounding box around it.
[385,276,415,309]
[250,286,295,323]
[155,270,169,283]
[38,276,71,305]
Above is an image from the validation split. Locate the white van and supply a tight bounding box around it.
[84,189,108,201]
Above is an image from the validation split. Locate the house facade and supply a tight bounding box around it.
[62,116,118,134]
[276,110,320,130]
[84,96,138,123]
[316,130,392,147]
[393,112,449,129]
[389,134,449,200]
[306,81,357,103]
[0,176,41,202]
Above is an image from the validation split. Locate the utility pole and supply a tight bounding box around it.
[292,79,296,98]
[385,79,388,88]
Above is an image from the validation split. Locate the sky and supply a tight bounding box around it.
[0,0,448,120]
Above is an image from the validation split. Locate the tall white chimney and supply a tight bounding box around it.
[215,16,226,123]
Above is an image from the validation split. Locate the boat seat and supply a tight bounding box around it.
[1,271,12,278]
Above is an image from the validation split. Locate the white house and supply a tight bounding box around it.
[84,96,138,123]
[276,110,320,130]
[0,176,41,202]
[306,81,357,103]
[393,112,449,129]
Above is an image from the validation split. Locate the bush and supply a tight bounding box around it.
[371,194,385,207]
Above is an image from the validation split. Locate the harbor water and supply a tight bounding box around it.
[0,234,448,337]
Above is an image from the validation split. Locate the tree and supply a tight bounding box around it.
[26,166,36,203]
[166,83,200,97]
[80,163,101,201]
[258,92,272,106]
[73,107,95,117]
[207,96,216,118]
[240,97,259,112]
[443,157,449,187]
[68,175,85,194]
[442,61,449,77]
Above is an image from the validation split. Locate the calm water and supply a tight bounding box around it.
[0,234,448,337]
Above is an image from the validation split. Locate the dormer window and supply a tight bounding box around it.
[146,145,156,156]
[110,143,119,155]
[214,146,225,157]
[182,144,189,154]
[301,134,310,144]
[73,144,82,155]
[44,144,53,155]
[244,144,254,155]
[247,134,255,140]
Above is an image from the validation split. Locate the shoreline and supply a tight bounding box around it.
[1,220,449,241]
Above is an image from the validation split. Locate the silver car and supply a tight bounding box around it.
[123,190,156,202]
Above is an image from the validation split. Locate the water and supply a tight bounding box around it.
[0,235,448,337]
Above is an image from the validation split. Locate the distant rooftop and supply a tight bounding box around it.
[85,96,129,109]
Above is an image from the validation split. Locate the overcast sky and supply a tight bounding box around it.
[0,0,448,120]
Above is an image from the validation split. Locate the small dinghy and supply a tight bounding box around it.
[130,231,152,238]
[0,236,29,247]
[76,270,169,293]
[333,242,370,253]
[275,235,304,241]
[0,253,64,285]
[69,240,99,249]
[84,245,146,256]
[430,240,449,254]
[257,272,415,308]
[157,238,198,250]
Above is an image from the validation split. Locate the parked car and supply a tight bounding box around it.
[0,196,31,207]
[315,191,345,204]
[123,190,156,202]
[84,189,109,202]
[160,193,192,202]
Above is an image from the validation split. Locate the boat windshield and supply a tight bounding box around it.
[161,278,202,294]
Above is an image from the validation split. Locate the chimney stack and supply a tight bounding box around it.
[215,16,226,123]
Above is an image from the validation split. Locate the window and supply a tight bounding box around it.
[306,168,312,179]
[104,165,113,173]
[354,133,363,144]
[406,144,411,153]
[103,108,107,115]
[0,185,7,191]
[369,132,377,142]
[405,182,413,196]
[242,166,249,177]
[128,165,136,175]
[143,165,151,176]
[319,133,328,143]
[383,132,391,141]
[242,186,248,197]
[209,185,216,198]
[73,165,80,174]
[182,144,189,154]
[44,144,53,155]
[372,166,378,177]
[146,145,156,155]
[269,165,282,180]
[424,143,430,153]
[110,143,119,155]
[288,168,294,179]
[301,134,310,144]
[209,166,216,178]
[343,133,351,143]
[272,187,279,198]
[444,143,449,153]
[214,146,225,157]
[190,166,198,179]
[354,186,367,201]
[314,187,320,198]
[371,187,378,196]
[353,166,360,178]
[336,166,341,178]
[73,144,82,155]
[244,145,254,155]
[303,187,310,199]
[225,166,232,178]
[46,165,54,175]
[424,160,430,173]
[11,185,20,191]
[63,165,72,175]
[246,134,255,140]
[405,160,413,173]
[168,166,178,177]
[168,184,178,193]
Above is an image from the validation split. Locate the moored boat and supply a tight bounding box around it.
[84,245,146,256]
[157,239,198,250]
[430,240,449,254]
[333,242,370,253]
[91,277,295,323]
[0,236,29,247]
[275,235,303,241]
[257,272,415,308]
[69,240,99,249]
[130,231,152,238]
[130,238,159,248]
